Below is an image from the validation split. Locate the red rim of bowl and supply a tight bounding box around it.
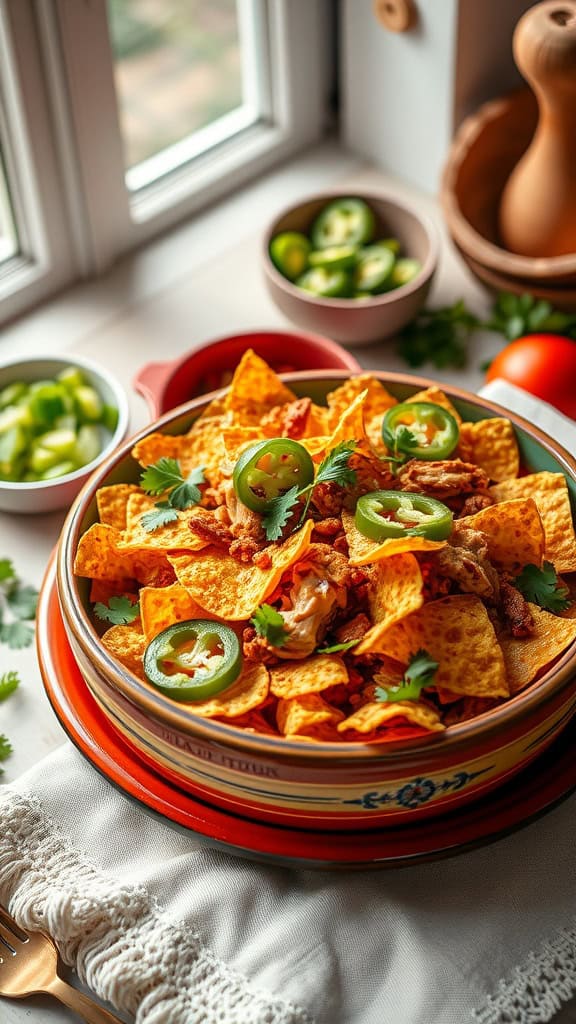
[57,369,576,765]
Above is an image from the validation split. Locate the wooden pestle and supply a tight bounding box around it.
[498,0,576,257]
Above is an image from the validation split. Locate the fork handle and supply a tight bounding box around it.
[46,975,124,1023]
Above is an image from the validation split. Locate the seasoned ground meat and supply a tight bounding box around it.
[261,397,312,439]
[188,508,233,548]
[499,577,535,637]
[458,493,495,517]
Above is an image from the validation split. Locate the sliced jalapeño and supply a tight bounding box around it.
[382,401,459,461]
[232,438,314,512]
[355,490,453,542]
[310,197,376,250]
[143,620,242,702]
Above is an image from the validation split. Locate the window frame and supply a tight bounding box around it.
[0,0,332,326]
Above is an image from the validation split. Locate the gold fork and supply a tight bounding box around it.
[0,904,124,1023]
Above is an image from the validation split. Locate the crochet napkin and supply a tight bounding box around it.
[2,380,576,1024]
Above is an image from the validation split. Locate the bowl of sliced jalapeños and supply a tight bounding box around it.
[56,359,576,832]
[0,354,129,514]
[262,192,439,345]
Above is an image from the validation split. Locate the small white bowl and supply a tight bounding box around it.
[0,354,129,515]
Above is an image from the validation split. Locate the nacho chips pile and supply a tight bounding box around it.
[75,352,576,744]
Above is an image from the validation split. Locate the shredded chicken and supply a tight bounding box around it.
[223,479,267,561]
[435,521,499,599]
[397,459,490,498]
[266,544,352,659]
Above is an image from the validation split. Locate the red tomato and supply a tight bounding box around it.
[485,334,576,419]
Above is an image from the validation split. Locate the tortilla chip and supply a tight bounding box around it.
[342,510,446,565]
[337,700,445,734]
[464,497,544,572]
[457,418,520,482]
[96,484,139,530]
[324,390,369,451]
[168,519,315,620]
[269,654,348,699]
[406,386,462,425]
[101,621,147,679]
[117,493,209,553]
[499,603,576,693]
[326,375,396,430]
[364,594,509,698]
[224,349,296,424]
[185,662,270,718]
[139,582,212,642]
[490,472,576,573]
[355,554,424,654]
[132,424,226,490]
[74,522,170,584]
[276,693,345,736]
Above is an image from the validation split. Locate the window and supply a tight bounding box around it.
[0,0,331,327]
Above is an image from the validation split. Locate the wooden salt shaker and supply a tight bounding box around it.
[498,0,576,257]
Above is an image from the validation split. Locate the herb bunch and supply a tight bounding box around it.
[0,559,38,649]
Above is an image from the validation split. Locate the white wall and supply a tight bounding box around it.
[341,0,533,195]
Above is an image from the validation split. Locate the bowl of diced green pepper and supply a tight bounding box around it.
[262,192,439,345]
[0,354,129,514]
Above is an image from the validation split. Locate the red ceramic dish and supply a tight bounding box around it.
[56,370,576,833]
[132,330,361,418]
[39,556,576,869]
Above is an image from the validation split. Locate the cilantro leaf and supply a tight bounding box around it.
[169,473,205,510]
[514,561,571,613]
[140,457,184,495]
[6,584,39,621]
[94,596,140,625]
[484,292,576,342]
[262,486,300,542]
[317,638,360,654]
[140,503,179,533]
[0,620,34,650]
[315,441,357,488]
[0,559,15,583]
[375,648,438,703]
[251,603,289,647]
[0,670,19,702]
[140,459,205,530]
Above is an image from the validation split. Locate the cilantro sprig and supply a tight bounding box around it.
[0,670,20,776]
[485,292,576,343]
[397,300,480,370]
[94,595,140,625]
[375,649,438,703]
[514,561,571,614]
[0,560,38,650]
[251,603,289,647]
[140,458,206,532]
[317,638,360,654]
[262,441,357,542]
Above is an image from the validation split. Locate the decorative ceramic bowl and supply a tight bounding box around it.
[261,192,439,346]
[441,88,576,287]
[0,354,129,515]
[132,329,361,418]
[56,371,576,831]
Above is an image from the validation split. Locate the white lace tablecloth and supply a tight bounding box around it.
[2,380,576,1024]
